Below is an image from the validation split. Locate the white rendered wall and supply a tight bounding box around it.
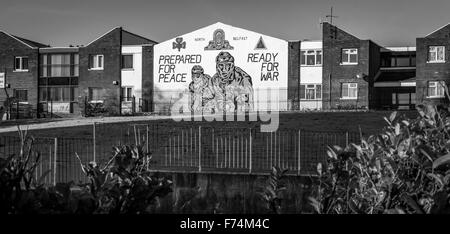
[300,41,322,110]
[121,46,142,112]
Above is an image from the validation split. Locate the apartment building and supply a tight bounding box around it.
[416,23,450,106]
[3,22,450,117]
[0,31,49,118]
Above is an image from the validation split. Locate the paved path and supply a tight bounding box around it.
[0,112,265,133]
[0,115,175,133]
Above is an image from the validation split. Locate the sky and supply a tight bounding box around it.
[0,0,449,47]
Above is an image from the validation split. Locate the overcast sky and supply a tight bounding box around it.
[1,0,449,47]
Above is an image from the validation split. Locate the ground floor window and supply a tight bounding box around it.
[14,89,28,102]
[427,81,446,98]
[121,86,133,101]
[88,87,106,103]
[300,84,322,100]
[39,86,78,102]
[341,83,358,99]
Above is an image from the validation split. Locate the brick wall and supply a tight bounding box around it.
[0,32,39,113]
[288,41,301,110]
[78,28,122,115]
[416,24,450,106]
[322,22,378,109]
[142,45,154,112]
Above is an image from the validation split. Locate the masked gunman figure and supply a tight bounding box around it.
[188,65,215,113]
[211,52,254,113]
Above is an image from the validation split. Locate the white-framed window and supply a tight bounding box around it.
[428,46,445,63]
[300,84,322,100]
[341,49,358,65]
[428,81,446,98]
[89,55,104,70]
[121,54,133,69]
[121,86,133,101]
[341,83,358,99]
[300,50,322,66]
[14,56,29,71]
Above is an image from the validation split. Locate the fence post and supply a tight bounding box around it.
[50,99,53,118]
[346,131,349,146]
[198,125,202,172]
[16,101,19,119]
[249,128,252,174]
[146,125,149,153]
[93,122,96,162]
[298,129,301,176]
[53,137,58,186]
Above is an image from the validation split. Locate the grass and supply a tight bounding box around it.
[0,110,418,138]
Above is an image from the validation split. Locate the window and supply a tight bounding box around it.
[88,87,105,102]
[341,49,358,65]
[301,50,322,66]
[300,84,322,100]
[428,46,445,63]
[14,56,29,71]
[122,55,133,69]
[40,86,78,102]
[50,54,71,77]
[89,55,104,70]
[341,83,358,99]
[14,89,28,102]
[121,87,133,101]
[428,81,446,98]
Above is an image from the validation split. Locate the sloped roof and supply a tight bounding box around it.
[86,27,157,47]
[425,22,450,37]
[13,35,49,48]
[0,30,49,48]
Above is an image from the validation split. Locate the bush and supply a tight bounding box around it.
[0,129,172,214]
[309,104,450,214]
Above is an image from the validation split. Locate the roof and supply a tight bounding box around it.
[425,22,450,37]
[375,69,416,83]
[39,47,79,53]
[0,30,49,48]
[381,46,416,52]
[13,35,50,48]
[86,27,157,47]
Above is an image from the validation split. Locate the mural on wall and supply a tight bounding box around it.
[188,52,253,113]
[153,22,288,113]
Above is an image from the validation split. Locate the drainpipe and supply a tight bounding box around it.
[119,27,123,115]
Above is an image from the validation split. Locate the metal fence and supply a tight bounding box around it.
[0,125,360,185]
[0,136,94,185]
[93,123,361,176]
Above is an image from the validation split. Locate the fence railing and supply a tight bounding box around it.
[0,125,361,185]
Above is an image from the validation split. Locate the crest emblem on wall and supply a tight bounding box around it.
[173,37,186,51]
[204,29,234,50]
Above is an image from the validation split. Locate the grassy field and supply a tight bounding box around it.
[0,110,418,138]
[0,110,419,178]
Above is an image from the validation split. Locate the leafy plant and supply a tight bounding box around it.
[310,106,450,214]
[259,166,288,214]
[75,144,173,214]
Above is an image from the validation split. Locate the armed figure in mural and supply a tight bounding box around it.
[210,51,254,113]
[188,65,216,113]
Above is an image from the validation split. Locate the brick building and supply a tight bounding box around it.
[4,22,450,117]
[0,31,49,118]
[322,22,381,110]
[79,27,156,115]
[416,23,450,106]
